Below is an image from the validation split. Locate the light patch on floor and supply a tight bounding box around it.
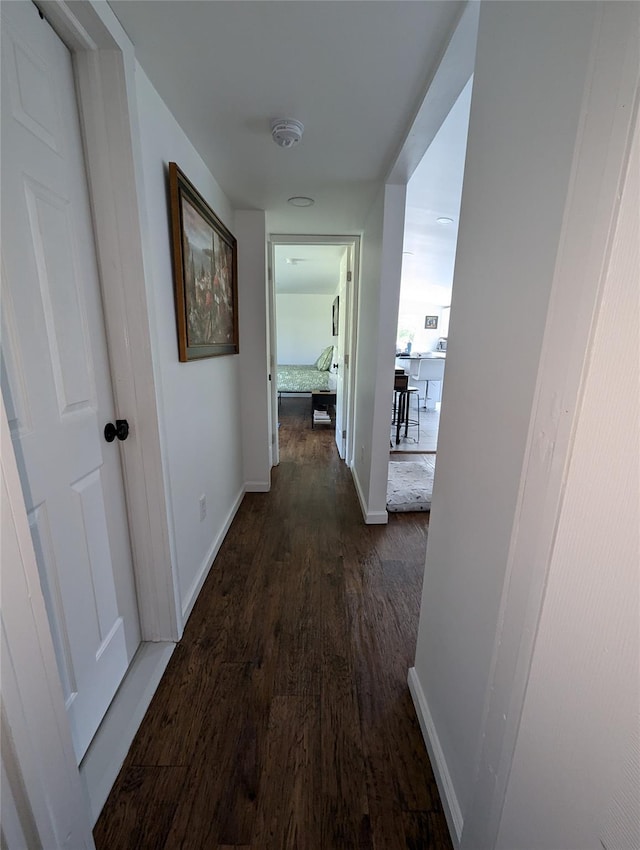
[387,456,436,513]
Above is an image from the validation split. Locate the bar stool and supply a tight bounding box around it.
[411,357,446,409]
[392,374,420,445]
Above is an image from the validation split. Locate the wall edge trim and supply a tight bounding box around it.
[408,666,463,847]
[350,467,388,525]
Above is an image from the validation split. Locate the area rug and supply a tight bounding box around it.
[387,459,435,513]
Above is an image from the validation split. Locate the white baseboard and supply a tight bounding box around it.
[181,485,245,623]
[80,641,175,824]
[351,466,388,525]
[244,480,271,492]
[408,667,464,847]
[365,510,389,524]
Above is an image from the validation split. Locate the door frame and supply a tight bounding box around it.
[1,1,180,844]
[30,0,180,641]
[268,234,361,467]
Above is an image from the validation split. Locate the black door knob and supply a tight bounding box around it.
[104,419,130,443]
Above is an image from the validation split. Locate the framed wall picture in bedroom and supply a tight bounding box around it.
[425,315,439,330]
[332,296,340,336]
[168,162,238,361]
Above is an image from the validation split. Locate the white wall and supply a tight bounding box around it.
[352,187,383,516]
[352,182,406,523]
[409,2,637,845]
[397,303,443,353]
[276,293,335,365]
[496,105,639,850]
[134,67,244,621]
[237,210,271,491]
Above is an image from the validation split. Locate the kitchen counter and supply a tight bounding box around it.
[396,353,446,364]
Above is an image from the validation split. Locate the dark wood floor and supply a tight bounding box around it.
[94,397,451,850]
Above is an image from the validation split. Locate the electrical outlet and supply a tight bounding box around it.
[199,494,206,521]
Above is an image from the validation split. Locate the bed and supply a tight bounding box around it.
[277,346,336,400]
[277,364,334,394]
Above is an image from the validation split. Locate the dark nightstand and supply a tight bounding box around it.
[311,391,336,428]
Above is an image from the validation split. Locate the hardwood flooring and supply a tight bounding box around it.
[94,397,451,850]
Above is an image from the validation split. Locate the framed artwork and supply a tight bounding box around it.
[332,296,340,336]
[424,315,439,330]
[168,162,238,361]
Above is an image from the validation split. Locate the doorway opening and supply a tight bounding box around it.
[388,78,472,512]
[268,235,360,468]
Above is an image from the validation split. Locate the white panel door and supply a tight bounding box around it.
[0,2,140,761]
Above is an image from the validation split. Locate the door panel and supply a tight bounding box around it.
[1,2,140,761]
[24,177,94,412]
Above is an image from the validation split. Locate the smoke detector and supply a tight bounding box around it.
[270,118,304,149]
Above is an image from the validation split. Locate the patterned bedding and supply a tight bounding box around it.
[277,365,332,393]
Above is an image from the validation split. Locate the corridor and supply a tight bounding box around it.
[94,397,450,850]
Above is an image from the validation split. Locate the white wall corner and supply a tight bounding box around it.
[386,0,479,185]
[181,485,245,624]
[244,480,271,493]
[365,511,388,526]
[458,5,640,849]
[408,667,464,847]
[351,466,388,525]
[367,183,407,518]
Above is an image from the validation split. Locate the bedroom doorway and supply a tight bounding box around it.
[268,235,360,467]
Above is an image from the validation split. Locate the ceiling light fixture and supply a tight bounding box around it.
[287,196,315,207]
[270,118,304,149]
[437,216,454,225]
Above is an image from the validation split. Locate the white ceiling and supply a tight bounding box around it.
[274,244,346,295]
[400,77,473,310]
[273,83,473,303]
[108,0,464,234]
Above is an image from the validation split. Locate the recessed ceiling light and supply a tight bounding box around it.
[437,216,454,225]
[285,258,307,265]
[288,196,315,207]
[403,251,414,255]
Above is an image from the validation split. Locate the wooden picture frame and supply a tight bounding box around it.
[424,315,439,330]
[168,162,238,360]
